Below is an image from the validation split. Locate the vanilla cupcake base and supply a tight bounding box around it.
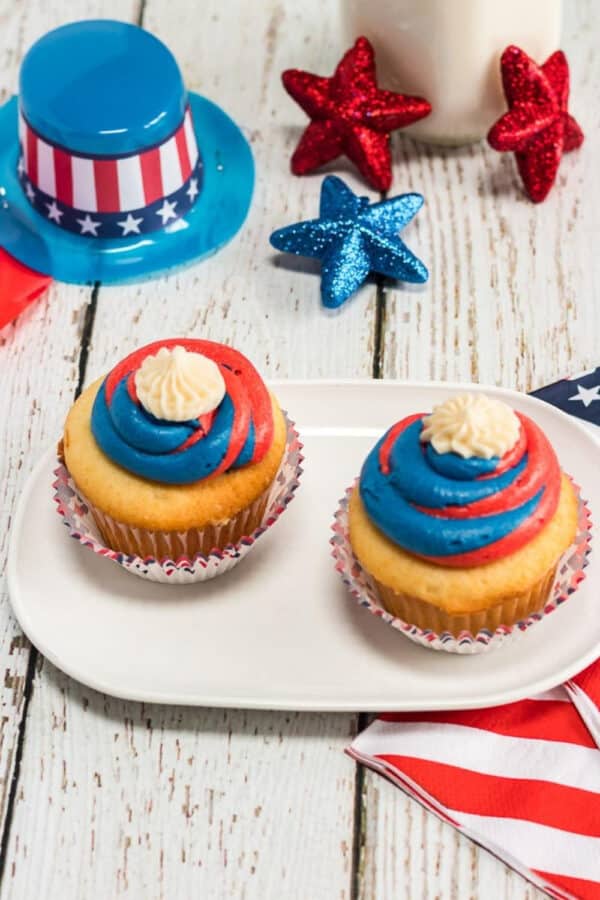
[331,482,592,653]
[372,565,558,637]
[90,489,272,560]
[55,415,303,584]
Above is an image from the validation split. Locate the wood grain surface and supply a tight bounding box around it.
[0,0,596,897]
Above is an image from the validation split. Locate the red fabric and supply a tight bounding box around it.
[573,662,600,706]
[533,872,600,900]
[379,698,598,748]
[0,249,51,328]
[350,661,600,899]
[378,755,600,835]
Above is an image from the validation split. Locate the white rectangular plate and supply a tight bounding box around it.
[8,380,600,710]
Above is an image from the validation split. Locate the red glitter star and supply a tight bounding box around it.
[282,37,431,192]
[487,45,584,203]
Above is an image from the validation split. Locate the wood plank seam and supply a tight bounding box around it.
[0,651,37,885]
[350,712,371,900]
[355,176,388,895]
[372,276,387,380]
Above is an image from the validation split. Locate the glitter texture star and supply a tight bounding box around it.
[269,175,428,309]
[487,46,584,203]
[282,37,431,192]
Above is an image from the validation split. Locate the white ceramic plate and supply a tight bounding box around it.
[7,380,600,711]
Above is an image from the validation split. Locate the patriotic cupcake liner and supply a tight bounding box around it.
[331,480,592,654]
[53,414,303,584]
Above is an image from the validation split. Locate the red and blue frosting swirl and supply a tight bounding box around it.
[359,412,561,567]
[91,339,274,484]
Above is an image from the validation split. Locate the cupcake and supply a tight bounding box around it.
[60,339,291,563]
[348,393,579,636]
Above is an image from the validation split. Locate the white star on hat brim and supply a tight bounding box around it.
[46,200,63,223]
[118,213,144,236]
[155,199,178,224]
[76,214,101,236]
[569,383,600,408]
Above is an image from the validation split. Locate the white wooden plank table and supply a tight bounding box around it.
[0,0,596,897]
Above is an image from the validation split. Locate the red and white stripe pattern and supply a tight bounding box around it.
[18,106,198,214]
[348,661,600,900]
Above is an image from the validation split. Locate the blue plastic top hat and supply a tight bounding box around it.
[0,20,254,284]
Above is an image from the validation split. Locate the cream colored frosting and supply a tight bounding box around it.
[134,345,226,422]
[420,393,520,459]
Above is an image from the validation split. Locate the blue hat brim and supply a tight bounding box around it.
[0,93,254,284]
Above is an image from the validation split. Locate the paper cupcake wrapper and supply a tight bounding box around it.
[54,414,303,584]
[331,479,592,655]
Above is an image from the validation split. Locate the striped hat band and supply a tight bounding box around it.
[17,104,202,239]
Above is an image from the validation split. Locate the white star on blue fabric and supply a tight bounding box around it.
[569,383,600,408]
[76,214,101,236]
[269,175,428,308]
[46,200,63,224]
[156,199,178,225]
[186,177,199,202]
[17,157,25,176]
[117,213,144,235]
[25,182,35,202]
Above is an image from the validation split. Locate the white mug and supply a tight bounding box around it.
[342,0,562,145]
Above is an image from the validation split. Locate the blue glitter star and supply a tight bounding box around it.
[269,175,428,309]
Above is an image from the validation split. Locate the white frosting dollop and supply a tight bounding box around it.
[134,345,226,422]
[420,393,520,459]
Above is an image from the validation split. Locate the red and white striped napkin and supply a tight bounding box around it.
[348,655,600,898]
[349,372,600,899]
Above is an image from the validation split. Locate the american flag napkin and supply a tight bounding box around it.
[348,369,600,900]
[530,367,600,428]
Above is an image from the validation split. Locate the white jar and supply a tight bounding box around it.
[342,0,562,145]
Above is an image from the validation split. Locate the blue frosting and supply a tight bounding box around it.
[425,443,499,479]
[91,379,256,484]
[359,422,543,559]
[20,21,186,156]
